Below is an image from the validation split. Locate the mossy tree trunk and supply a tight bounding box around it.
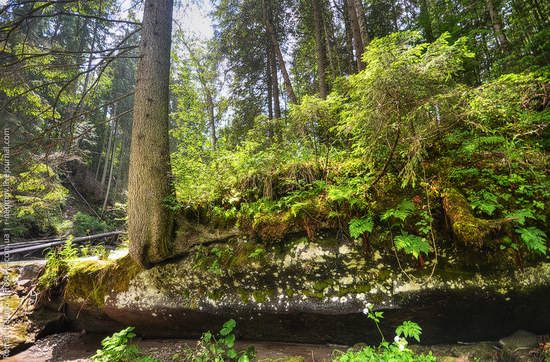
[128,0,175,268]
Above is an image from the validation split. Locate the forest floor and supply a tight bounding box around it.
[4,332,337,361]
[5,331,544,361]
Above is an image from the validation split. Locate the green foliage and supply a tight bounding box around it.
[349,216,374,239]
[333,308,434,361]
[174,319,255,362]
[515,227,547,255]
[38,236,79,289]
[92,327,158,362]
[167,29,548,261]
[332,343,435,362]
[395,321,422,343]
[381,200,415,222]
[72,212,109,236]
[4,163,69,238]
[394,233,431,259]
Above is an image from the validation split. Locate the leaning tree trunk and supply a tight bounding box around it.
[128,0,175,268]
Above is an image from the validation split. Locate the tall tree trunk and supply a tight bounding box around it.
[322,10,339,78]
[128,0,175,268]
[346,0,365,70]
[485,0,510,51]
[353,0,370,47]
[342,0,357,74]
[206,90,217,148]
[263,4,298,104]
[102,117,119,213]
[266,46,273,119]
[100,115,114,186]
[265,22,297,103]
[419,0,434,42]
[313,0,328,98]
[269,44,281,118]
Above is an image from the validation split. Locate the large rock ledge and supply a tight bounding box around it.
[53,234,550,345]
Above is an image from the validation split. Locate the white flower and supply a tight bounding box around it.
[394,335,400,342]
[399,343,405,351]
[362,307,369,315]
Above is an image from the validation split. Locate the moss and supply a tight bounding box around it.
[64,255,141,308]
[252,289,274,303]
[253,212,293,243]
[377,269,391,282]
[238,289,250,303]
[208,289,223,301]
[312,280,331,292]
[303,290,325,299]
[442,188,510,247]
[338,284,371,297]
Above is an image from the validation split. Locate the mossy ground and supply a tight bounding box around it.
[64,255,141,308]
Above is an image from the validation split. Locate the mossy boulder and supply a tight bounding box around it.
[58,233,550,345]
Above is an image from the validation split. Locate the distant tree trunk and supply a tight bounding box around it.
[263,2,297,104]
[128,0,175,268]
[346,0,365,70]
[102,115,119,213]
[313,0,328,98]
[94,108,108,179]
[101,115,114,186]
[266,46,273,119]
[270,45,281,118]
[322,11,338,78]
[485,0,510,51]
[206,90,217,148]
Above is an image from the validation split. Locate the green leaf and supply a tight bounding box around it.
[516,227,547,255]
[396,321,423,342]
[394,233,430,259]
[349,216,374,239]
[220,319,236,336]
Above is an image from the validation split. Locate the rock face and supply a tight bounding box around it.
[61,233,550,345]
[0,262,64,356]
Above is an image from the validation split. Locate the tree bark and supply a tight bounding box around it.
[100,115,114,186]
[346,0,365,70]
[419,0,434,42]
[266,46,273,119]
[270,44,281,118]
[102,116,118,213]
[342,0,357,74]
[353,0,370,47]
[485,0,510,51]
[313,0,328,98]
[128,0,175,268]
[264,18,298,104]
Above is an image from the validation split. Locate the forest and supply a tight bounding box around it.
[0,0,549,361]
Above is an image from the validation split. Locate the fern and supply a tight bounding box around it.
[381,199,415,222]
[349,216,374,239]
[469,190,499,216]
[394,232,430,259]
[516,227,547,255]
[479,135,505,145]
[505,209,535,226]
